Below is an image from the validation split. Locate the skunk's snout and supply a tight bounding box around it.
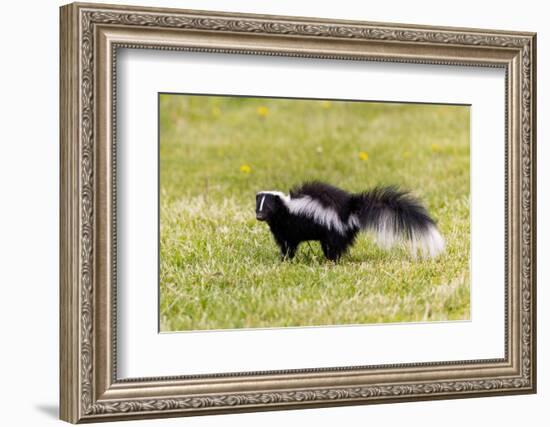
[256,212,267,221]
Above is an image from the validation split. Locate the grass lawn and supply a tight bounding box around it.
[159,94,470,331]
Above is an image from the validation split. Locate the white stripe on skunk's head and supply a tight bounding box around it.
[255,191,290,221]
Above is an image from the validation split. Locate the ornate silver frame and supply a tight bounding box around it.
[60,2,537,423]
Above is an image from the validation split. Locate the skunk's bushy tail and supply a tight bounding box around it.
[350,187,445,258]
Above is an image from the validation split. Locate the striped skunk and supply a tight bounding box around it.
[255,181,444,261]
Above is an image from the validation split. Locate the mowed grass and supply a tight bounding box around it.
[159,94,470,331]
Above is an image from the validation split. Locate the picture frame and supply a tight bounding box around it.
[59,2,536,423]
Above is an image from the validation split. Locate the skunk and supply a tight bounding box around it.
[255,181,444,261]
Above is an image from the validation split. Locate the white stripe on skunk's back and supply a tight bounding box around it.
[286,196,348,234]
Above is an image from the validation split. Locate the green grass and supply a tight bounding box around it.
[159,94,470,331]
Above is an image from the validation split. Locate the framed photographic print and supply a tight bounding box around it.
[59,2,537,423]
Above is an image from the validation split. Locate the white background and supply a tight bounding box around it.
[0,0,545,426]
[118,50,505,377]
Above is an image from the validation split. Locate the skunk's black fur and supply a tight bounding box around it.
[256,181,444,261]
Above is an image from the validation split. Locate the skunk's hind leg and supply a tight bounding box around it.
[321,234,353,261]
[321,241,343,261]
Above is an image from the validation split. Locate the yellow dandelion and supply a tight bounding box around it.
[211,106,221,117]
[431,143,442,152]
[239,164,251,174]
[320,100,332,109]
[358,151,369,161]
[257,106,269,118]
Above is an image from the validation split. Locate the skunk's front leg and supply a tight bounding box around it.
[278,240,297,260]
[267,223,297,260]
